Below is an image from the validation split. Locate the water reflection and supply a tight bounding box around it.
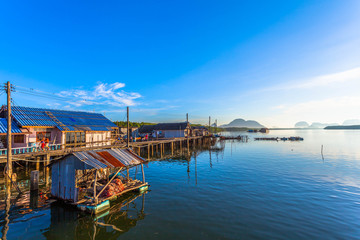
[1,182,10,240]
[42,192,147,240]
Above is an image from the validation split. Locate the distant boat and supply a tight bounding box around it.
[289,136,304,141]
[247,129,258,133]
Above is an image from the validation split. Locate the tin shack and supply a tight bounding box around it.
[50,148,148,213]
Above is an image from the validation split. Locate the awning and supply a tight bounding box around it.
[72,148,146,169]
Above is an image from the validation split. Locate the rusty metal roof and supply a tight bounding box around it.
[72,148,146,169]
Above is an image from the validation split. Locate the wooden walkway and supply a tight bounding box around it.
[0,136,207,164]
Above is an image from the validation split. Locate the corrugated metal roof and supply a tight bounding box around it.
[72,148,146,169]
[1,106,117,131]
[0,118,23,134]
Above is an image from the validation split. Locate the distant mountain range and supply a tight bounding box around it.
[220,118,265,128]
[325,125,360,130]
[295,119,360,128]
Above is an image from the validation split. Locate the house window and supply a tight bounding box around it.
[36,132,51,142]
[76,132,86,143]
[66,132,86,144]
[66,132,75,144]
[14,135,24,143]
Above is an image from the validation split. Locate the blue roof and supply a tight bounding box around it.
[0,118,23,134]
[5,106,117,131]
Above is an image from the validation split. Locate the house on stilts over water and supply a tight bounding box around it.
[49,148,149,214]
[0,105,118,151]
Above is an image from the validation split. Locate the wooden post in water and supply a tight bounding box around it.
[93,170,98,204]
[147,144,150,160]
[30,170,39,191]
[141,163,145,183]
[36,156,40,170]
[45,154,50,187]
[171,141,174,156]
[151,144,154,157]
[160,143,163,158]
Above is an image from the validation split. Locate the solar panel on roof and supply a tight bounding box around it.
[4,106,117,131]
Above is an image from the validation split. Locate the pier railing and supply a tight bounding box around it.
[0,144,62,156]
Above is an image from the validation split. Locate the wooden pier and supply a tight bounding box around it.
[0,136,209,165]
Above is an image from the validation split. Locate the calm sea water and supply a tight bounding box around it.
[1,129,360,239]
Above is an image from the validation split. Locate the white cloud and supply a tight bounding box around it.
[57,82,142,107]
[260,66,360,92]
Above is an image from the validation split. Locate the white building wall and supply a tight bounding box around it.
[86,131,112,147]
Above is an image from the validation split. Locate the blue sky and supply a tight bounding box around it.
[1,0,360,127]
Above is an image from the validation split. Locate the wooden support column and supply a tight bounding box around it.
[180,139,182,153]
[138,146,141,156]
[141,163,145,183]
[36,156,40,171]
[93,170,98,204]
[147,144,150,160]
[45,154,50,187]
[30,170,39,191]
[160,143,163,158]
[187,140,190,155]
[151,144,154,157]
[171,141,174,156]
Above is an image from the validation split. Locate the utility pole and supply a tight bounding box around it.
[6,81,12,183]
[127,106,130,148]
[209,116,211,134]
[186,113,188,123]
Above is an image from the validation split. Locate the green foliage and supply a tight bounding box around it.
[113,121,155,128]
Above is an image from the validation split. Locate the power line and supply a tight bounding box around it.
[14,90,72,102]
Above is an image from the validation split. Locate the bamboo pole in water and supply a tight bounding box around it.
[141,163,145,183]
[93,170,98,204]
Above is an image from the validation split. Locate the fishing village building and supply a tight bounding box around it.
[0,106,117,150]
[138,122,192,138]
[192,126,209,136]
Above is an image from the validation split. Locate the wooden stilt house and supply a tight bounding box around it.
[0,105,118,149]
[49,148,148,213]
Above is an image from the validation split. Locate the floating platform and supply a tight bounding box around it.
[76,182,149,214]
[254,136,304,141]
[220,136,249,140]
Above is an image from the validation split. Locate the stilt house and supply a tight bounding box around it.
[0,106,117,149]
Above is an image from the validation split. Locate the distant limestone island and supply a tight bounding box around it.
[294,119,360,130]
[219,118,265,131]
